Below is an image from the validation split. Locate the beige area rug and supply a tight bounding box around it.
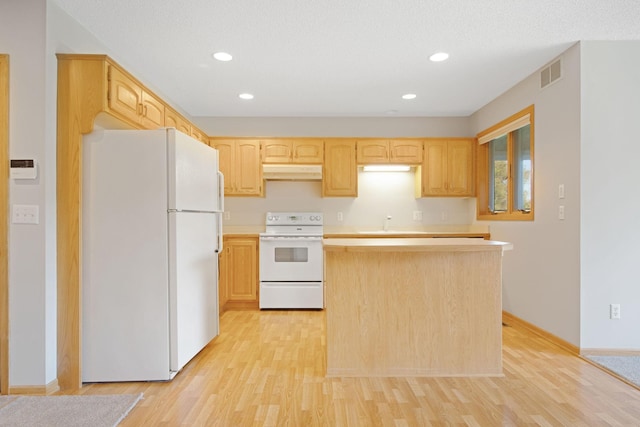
[0,393,142,427]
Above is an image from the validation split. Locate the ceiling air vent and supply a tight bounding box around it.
[540,58,562,89]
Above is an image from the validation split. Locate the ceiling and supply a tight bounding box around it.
[51,0,640,118]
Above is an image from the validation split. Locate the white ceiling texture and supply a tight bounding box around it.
[52,0,640,117]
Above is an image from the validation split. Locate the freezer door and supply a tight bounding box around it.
[167,129,221,212]
[168,211,220,372]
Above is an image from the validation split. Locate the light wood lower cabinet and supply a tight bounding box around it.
[219,236,259,311]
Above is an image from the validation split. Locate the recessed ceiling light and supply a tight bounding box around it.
[429,52,449,62]
[213,52,233,62]
[239,93,254,100]
[402,94,417,100]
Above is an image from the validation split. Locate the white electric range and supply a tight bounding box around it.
[259,212,324,309]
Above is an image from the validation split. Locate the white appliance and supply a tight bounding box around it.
[259,212,324,309]
[82,128,224,382]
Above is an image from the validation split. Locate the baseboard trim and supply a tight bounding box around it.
[502,311,579,355]
[9,378,59,395]
[581,349,640,356]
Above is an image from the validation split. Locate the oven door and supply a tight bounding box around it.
[259,236,323,282]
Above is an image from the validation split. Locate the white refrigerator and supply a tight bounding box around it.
[82,128,224,382]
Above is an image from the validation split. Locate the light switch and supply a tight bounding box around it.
[558,205,565,220]
[12,204,39,224]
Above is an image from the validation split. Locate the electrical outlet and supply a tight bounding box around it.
[413,211,423,221]
[610,304,621,319]
[224,211,231,220]
[337,212,343,222]
[558,205,565,220]
[558,184,565,199]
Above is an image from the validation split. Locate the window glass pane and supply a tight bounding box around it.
[489,135,508,212]
[512,125,531,211]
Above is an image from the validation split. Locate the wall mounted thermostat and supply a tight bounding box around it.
[10,159,38,179]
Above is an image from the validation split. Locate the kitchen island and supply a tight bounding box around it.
[323,238,512,377]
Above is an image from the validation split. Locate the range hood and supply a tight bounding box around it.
[262,164,322,181]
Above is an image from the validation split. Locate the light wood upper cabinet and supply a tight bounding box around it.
[390,140,423,163]
[357,139,423,164]
[262,139,291,163]
[292,140,323,163]
[190,127,208,145]
[222,236,259,307]
[211,139,263,197]
[357,139,389,164]
[323,139,357,197]
[418,138,474,197]
[164,107,191,135]
[108,65,164,129]
[262,139,323,164]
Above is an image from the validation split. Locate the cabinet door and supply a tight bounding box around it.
[357,139,389,164]
[227,238,258,302]
[292,139,324,164]
[108,65,142,126]
[191,127,208,144]
[140,90,165,129]
[422,139,448,196]
[164,107,192,135]
[323,139,357,197]
[447,139,474,196]
[211,139,235,195]
[235,140,263,196]
[262,140,292,163]
[390,140,423,164]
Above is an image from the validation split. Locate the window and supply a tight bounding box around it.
[476,105,534,220]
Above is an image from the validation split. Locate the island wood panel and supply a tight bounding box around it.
[0,55,9,395]
[324,247,503,376]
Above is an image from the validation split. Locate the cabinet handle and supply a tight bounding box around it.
[143,105,148,117]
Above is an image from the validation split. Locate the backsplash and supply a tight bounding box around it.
[224,170,476,228]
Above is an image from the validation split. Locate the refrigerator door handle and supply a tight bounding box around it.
[217,212,223,253]
[217,171,225,212]
[217,171,224,254]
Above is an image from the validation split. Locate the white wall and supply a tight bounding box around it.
[470,44,582,346]
[225,172,475,228]
[0,0,52,387]
[196,116,472,138]
[580,41,640,350]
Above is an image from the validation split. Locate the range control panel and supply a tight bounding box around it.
[265,212,323,226]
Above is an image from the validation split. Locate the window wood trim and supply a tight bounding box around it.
[476,105,535,221]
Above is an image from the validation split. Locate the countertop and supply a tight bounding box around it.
[223,224,490,238]
[323,224,490,239]
[322,237,512,253]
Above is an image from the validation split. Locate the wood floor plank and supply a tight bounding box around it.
[70,310,640,426]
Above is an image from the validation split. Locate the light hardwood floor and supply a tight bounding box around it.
[72,310,640,426]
